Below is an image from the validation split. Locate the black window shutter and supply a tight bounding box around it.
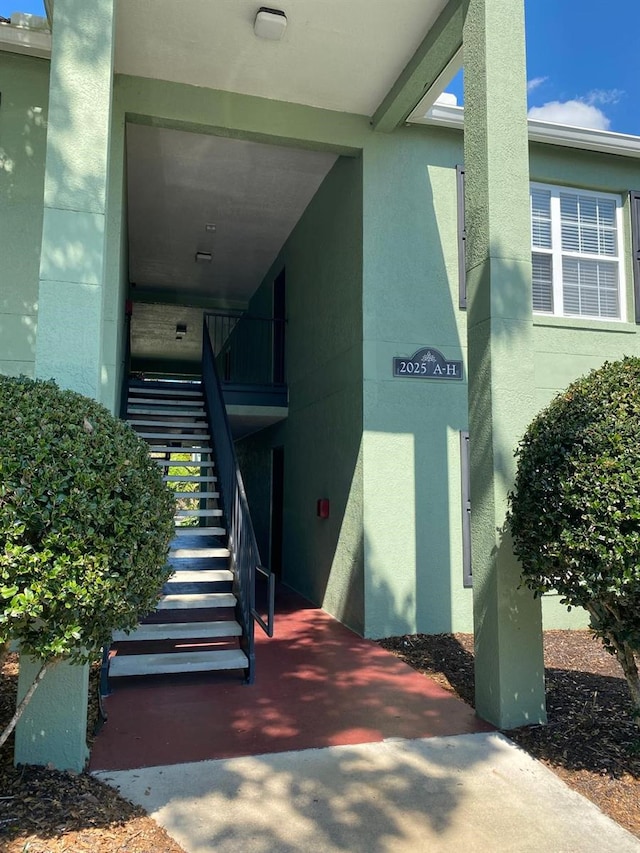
[456,165,466,310]
[631,191,640,324]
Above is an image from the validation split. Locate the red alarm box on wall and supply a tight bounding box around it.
[317,498,330,519]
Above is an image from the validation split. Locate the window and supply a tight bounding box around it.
[531,184,625,320]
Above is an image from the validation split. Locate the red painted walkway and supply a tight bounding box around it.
[89,587,491,771]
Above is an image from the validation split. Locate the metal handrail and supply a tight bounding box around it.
[204,310,286,386]
[201,322,274,684]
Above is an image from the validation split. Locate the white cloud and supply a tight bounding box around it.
[527,76,548,93]
[527,99,611,131]
[434,91,458,107]
[587,88,624,106]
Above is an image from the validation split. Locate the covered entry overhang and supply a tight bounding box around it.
[110,0,464,436]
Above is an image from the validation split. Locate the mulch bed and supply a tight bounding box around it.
[379,630,640,840]
[1,631,639,848]
[0,654,186,853]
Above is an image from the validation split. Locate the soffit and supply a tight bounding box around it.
[115,0,449,115]
[126,123,337,304]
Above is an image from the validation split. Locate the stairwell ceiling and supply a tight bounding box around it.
[115,0,449,116]
[126,124,337,305]
[123,0,448,367]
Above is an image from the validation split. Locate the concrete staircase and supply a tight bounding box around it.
[107,381,249,682]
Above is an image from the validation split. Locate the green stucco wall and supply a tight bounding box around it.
[0,52,49,377]
[361,128,470,637]
[238,156,365,634]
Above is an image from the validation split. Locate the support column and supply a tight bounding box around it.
[463,0,546,727]
[34,0,115,396]
[16,0,116,772]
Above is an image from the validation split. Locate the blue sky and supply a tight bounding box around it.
[2,0,639,136]
[447,1,640,136]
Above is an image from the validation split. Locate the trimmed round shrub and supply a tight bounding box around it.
[507,357,640,721]
[0,376,175,663]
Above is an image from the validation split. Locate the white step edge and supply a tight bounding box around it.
[109,648,248,677]
[172,491,220,499]
[128,387,203,397]
[139,432,211,441]
[112,620,242,642]
[157,460,215,468]
[162,472,218,483]
[129,419,207,428]
[174,508,223,517]
[152,450,213,457]
[173,526,226,537]
[167,569,233,583]
[170,547,230,559]
[158,592,236,609]
[127,407,205,416]
[128,401,204,410]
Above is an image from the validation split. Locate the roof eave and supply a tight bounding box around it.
[411,103,640,160]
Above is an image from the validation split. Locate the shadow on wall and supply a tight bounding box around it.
[42,0,113,211]
[0,100,46,198]
[0,54,49,372]
[32,0,116,395]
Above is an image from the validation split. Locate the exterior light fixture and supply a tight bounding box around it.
[195,251,212,263]
[254,7,287,41]
[175,324,187,340]
[205,223,216,232]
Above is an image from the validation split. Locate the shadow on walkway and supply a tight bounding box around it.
[90,586,491,772]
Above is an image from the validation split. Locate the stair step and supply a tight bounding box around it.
[128,418,207,428]
[128,387,203,398]
[158,592,236,609]
[167,569,233,583]
[170,547,230,559]
[172,491,220,499]
[138,432,211,441]
[149,446,212,454]
[164,475,218,482]
[173,526,226,537]
[127,407,205,417]
[157,460,215,468]
[109,648,248,678]
[174,508,223,517]
[162,476,218,484]
[128,404,204,414]
[113,619,240,642]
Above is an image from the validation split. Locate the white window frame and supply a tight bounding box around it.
[530,182,626,322]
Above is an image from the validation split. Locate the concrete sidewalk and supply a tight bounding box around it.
[95,732,640,853]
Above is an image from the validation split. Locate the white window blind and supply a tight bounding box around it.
[530,184,625,321]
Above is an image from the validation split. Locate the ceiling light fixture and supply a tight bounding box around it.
[195,251,212,263]
[254,7,287,41]
[205,223,216,232]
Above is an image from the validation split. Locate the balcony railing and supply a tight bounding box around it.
[205,311,286,387]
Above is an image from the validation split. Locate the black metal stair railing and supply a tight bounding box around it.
[205,310,286,387]
[202,321,275,685]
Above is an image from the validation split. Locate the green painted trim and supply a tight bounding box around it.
[371,0,464,133]
[116,75,368,156]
